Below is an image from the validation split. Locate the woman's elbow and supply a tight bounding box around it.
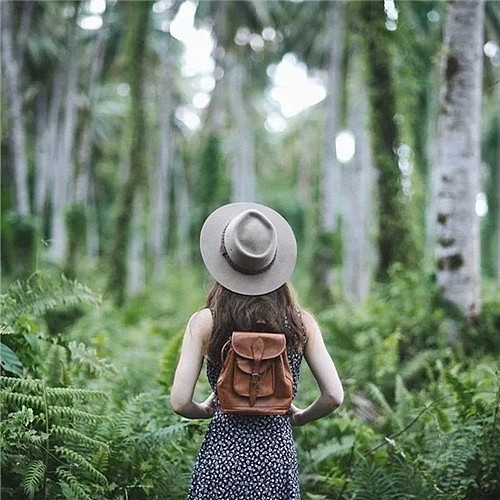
[326,386,344,410]
[170,393,189,416]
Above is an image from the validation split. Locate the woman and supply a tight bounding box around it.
[171,202,343,499]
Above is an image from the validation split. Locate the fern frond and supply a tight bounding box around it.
[54,446,108,486]
[390,456,435,499]
[45,343,69,387]
[47,405,109,425]
[57,469,93,500]
[22,459,46,499]
[157,328,184,391]
[45,386,109,405]
[90,447,109,472]
[443,370,474,417]
[1,376,45,392]
[399,349,440,381]
[51,425,107,449]
[68,341,118,376]
[1,274,101,327]
[367,382,395,417]
[308,436,355,464]
[352,459,398,500]
[139,422,187,445]
[1,390,45,410]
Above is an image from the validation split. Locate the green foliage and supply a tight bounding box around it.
[293,268,500,499]
[1,273,102,328]
[1,376,110,500]
[157,327,184,391]
[64,203,88,279]
[0,342,23,376]
[3,265,499,499]
[318,267,454,395]
[0,213,39,281]
[0,273,102,379]
[95,390,206,499]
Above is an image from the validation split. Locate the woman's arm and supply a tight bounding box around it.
[290,310,344,426]
[170,308,215,419]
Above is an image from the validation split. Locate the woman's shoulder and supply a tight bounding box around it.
[187,308,213,341]
[298,308,314,325]
[298,309,320,336]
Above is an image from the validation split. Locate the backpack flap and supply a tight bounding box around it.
[231,331,286,359]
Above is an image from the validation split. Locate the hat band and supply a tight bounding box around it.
[219,227,277,276]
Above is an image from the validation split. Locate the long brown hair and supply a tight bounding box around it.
[205,282,306,363]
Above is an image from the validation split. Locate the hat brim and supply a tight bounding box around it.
[200,202,297,295]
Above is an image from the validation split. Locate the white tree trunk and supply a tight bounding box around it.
[127,194,146,297]
[319,1,344,233]
[435,0,484,320]
[150,52,172,278]
[74,21,108,204]
[35,79,64,217]
[174,155,191,266]
[342,46,374,304]
[49,25,80,261]
[1,0,30,216]
[228,61,255,202]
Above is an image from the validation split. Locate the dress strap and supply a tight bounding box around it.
[296,308,308,347]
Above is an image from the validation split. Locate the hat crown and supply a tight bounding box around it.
[200,202,297,295]
[223,210,277,274]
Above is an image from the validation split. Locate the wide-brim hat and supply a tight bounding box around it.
[200,202,297,296]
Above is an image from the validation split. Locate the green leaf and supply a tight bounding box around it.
[0,342,23,376]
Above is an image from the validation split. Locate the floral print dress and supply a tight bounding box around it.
[187,351,303,500]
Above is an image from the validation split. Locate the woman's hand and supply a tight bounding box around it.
[289,403,305,426]
[201,393,216,418]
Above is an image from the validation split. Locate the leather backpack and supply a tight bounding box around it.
[217,331,293,416]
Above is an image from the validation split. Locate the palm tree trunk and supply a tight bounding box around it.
[319,0,344,233]
[127,193,146,297]
[228,59,255,202]
[49,27,80,261]
[74,15,109,204]
[343,44,374,303]
[150,50,173,279]
[173,154,191,266]
[1,0,30,216]
[312,1,345,305]
[435,0,484,321]
[358,1,418,280]
[107,1,151,306]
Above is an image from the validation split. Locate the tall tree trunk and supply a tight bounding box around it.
[435,0,484,321]
[67,13,110,272]
[107,1,151,306]
[228,59,255,202]
[312,1,345,305]
[127,193,146,297]
[319,0,344,233]
[74,15,109,205]
[1,0,30,216]
[150,49,173,279]
[358,1,418,281]
[35,79,64,218]
[173,154,191,267]
[343,44,374,304]
[49,10,80,261]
